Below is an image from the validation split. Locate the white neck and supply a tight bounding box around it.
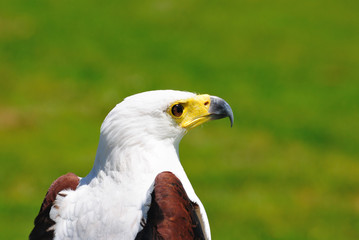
[80,132,195,195]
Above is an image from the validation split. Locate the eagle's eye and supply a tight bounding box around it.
[171,104,184,117]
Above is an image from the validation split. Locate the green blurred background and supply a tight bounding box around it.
[1,0,358,239]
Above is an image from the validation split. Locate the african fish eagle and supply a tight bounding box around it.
[30,90,233,240]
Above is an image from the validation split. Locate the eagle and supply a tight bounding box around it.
[30,90,233,240]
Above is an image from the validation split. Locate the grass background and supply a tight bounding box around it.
[1,0,359,239]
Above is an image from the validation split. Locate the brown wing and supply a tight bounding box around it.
[29,173,80,240]
[135,171,205,240]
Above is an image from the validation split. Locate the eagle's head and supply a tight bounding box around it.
[85,89,234,181]
[100,90,233,148]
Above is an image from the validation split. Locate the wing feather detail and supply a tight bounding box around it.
[29,173,80,240]
[136,171,205,240]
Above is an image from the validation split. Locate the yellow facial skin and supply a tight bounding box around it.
[168,94,212,130]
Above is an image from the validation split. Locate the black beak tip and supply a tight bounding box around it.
[229,113,234,127]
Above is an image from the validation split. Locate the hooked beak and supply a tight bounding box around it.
[176,94,234,130]
[208,96,234,127]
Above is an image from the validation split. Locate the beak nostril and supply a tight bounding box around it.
[204,101,209,106]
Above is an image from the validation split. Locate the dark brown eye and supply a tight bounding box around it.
[171,104,184,117]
